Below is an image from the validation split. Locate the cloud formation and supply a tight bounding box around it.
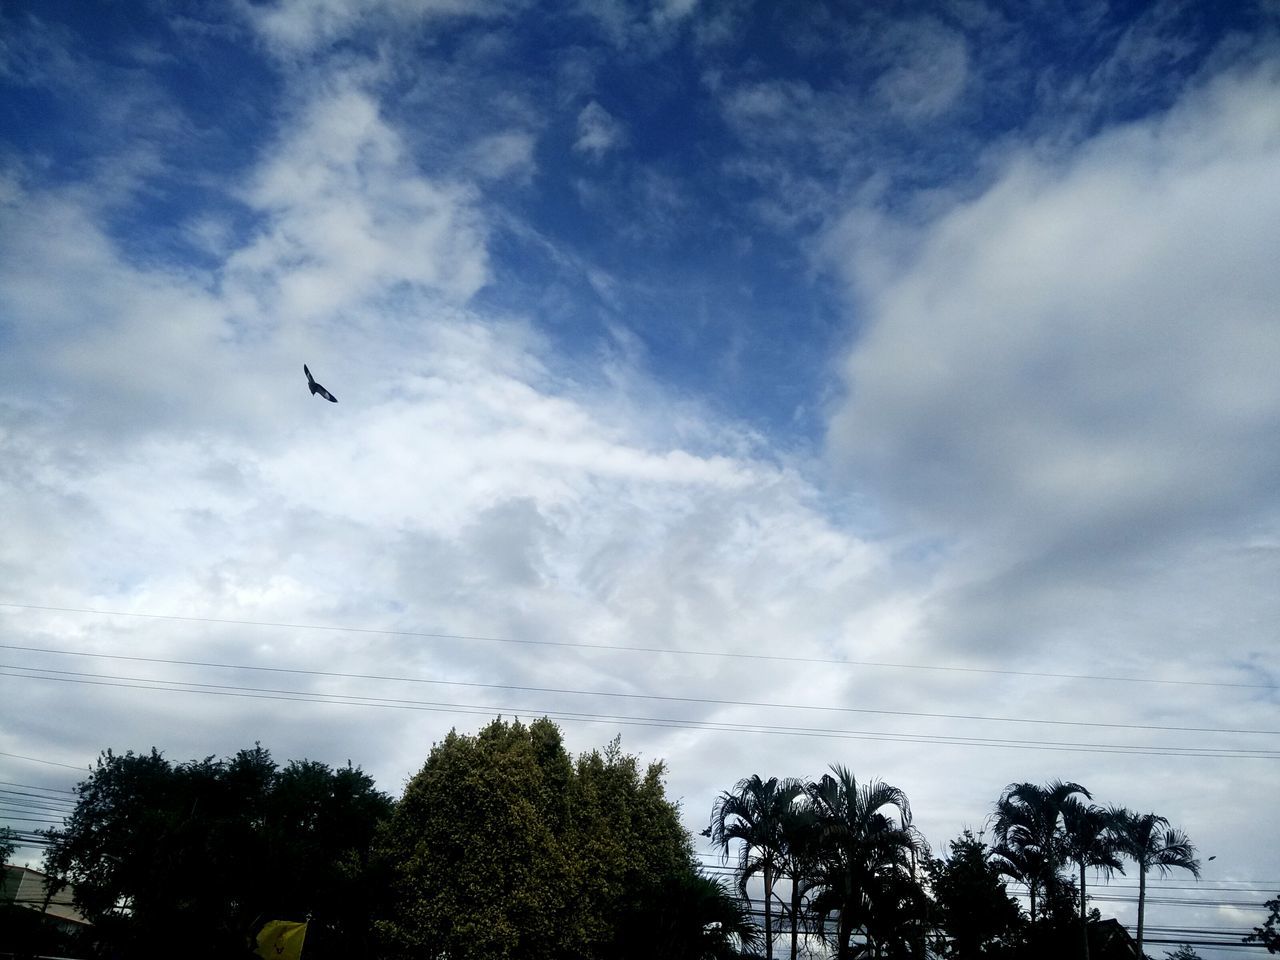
[574,100,627,160]
[2,5,1277,951]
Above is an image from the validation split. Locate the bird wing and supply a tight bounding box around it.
[304,364,315,385]
[316,384,338,403]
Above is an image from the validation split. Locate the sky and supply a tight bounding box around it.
[1,0,1278,955]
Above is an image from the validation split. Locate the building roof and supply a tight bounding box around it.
[1,865,91,927]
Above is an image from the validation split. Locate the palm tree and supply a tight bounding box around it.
[804,765,927,959]
[990,780,1090,923]
[706,775,804,960]
[1060,799,1125,960]
[777,802,819,960]
[988,838,1047,923]
[642,872,763,960]
[1111,809,1200,957]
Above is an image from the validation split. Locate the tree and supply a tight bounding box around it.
[1110,809,1200,958]
[804,765,928,959]
[1164,945,1204,960]
[378,717,725,960]
[988,840,1049,925]
[990,781,1090,926]
[706,774,804,960]
[0,826,14,866]
[1059,799,1124,960]
[778,801,821,960]
[617,872,763,960]
[929,830,1024,958]
[1243,896,1280,953]
[42,745,392,960]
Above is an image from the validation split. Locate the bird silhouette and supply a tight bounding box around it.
[304,364,338,403]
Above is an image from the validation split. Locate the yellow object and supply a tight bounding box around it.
[254,919,308,960]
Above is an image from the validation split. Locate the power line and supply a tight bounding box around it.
[0,783,75,798]
[0,789,75,807]
[0,751,85,771]
[3,601,1272,690]
[5,644,1276,737]
[0,780,77,795]
[3,666,1279,760]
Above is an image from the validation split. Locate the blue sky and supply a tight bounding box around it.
[2,1,1279,955]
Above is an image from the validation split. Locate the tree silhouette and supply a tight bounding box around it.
[1059,799,1124,960]
[1110,809,1200,957]
[706,775,804,960]
[804,765,927,959]
[990,780,1089,927]
[1243,895,1279,953]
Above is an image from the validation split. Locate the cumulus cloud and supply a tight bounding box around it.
[828,61,1280,557]
[229,78,490,317]
[822,59,1280,690]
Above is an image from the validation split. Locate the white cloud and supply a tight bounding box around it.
[827,61,1280,561]
[243,0,493,56]
[574,100,626,160]
[229,78,489,317]
[468,130,538,182]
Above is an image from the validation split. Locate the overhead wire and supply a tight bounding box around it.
[3,644,1276,737]
[0,751,85,770]
[4,665,1279,760]
[0,780,77,796]
[3,601,1273,690]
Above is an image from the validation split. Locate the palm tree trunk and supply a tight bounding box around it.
[1136,866,1147,957]
[1029,881,1038,924]
[764,861,774,960]
[1080,862,1090,960]
[790,876,800,960]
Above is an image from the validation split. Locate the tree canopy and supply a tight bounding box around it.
[42,745,392,960]
[376,716,752,960]
[19,719,1224,960]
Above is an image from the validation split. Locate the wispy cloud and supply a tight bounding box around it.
[574,100,626,160]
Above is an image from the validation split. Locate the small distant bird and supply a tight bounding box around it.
[304,364,337,403]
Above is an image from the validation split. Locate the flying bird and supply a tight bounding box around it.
[304,364,338,403]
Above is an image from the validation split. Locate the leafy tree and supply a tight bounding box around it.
[706,774,804,960]
[378,717,731,960]
[1109,809,1199,958]
[0,826,14,866]
[804,765,928,959]
[42,745,392,960]
[929,830,1024,958]
[574,734,721,960]
[1243,895,1280,953]
[1164,945,1204,960]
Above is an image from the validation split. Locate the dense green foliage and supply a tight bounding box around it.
[376,717,754,960]
[42,746,392,960]
[928,830,1023,958]
[21,719,1217,960]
